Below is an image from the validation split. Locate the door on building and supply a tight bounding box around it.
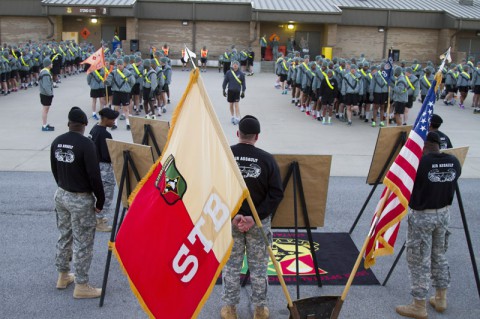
[295,31,321,57]
[101,25,116,50]
[457,38,480,62]
[62,32,79,44]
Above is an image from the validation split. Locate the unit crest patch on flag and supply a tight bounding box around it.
[155,154,187,205]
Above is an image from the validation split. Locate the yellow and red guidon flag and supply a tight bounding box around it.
[80,47,105,74]
[114,70,249,318]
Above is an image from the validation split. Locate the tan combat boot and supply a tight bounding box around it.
[56,272,74,289]
[96,218,112,232]
[220,305,238,319]
[254,306,270,319]
[396,299,428,319]
[73,283,102,299]
[429,288,447,312]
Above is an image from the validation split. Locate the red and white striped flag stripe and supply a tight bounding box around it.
[364,88,436,269]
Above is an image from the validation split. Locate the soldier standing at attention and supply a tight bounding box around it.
[396,132,461,319]
[89,107,120,232]
[39,57,55,131]
[51,107,105,299]
[200,46,208,72]
[142,59,158,119]
[105,58,135,130]
[86,66,106,121]
[222,61,246,125]
[221,115,284,319]
[260,34,267,61]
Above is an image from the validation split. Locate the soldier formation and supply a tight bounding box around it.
[271,52,480,127]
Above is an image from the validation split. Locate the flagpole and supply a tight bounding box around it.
[184,43,197,71]
[246,196,299,318]
[330,188,392,318]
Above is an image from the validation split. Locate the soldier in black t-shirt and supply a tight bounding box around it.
[221,115,283,319]
[429,114,452,150]
[50,107,105,299]
[89,107,119,232]
[396,132,461,319]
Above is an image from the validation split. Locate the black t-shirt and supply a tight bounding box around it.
[231,143,284,220]
[50,131,105,210]
[435,130,453,150]
[409,152,461,210]
[89,124,113,163]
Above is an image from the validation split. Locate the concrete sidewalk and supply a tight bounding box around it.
[0,69,479,319]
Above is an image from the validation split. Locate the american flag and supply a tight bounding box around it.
[364,80,436,269]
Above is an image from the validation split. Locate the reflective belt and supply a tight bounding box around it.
[41,67,51,74]
[132,64,142,78]
[117,69,128,82]
[261,37,267,45]
[231,71,242,85]
[104,66,111,77]
[303,62,315,77]
[406,76,416,91]
[360,70,367,77]
[325,76,334,90]
[224,53,229,60]
[461,71,471,80]
[52,54,60,61]
[68,49,74,57]
[20,56,29,67]
[413,64,419,72]
[380,74,388,85]
[154,58,160,67]
[282,61,288,71]
[423,75,432,88]
[11,49,17,59]
[143,69,151,83]
[94,70,104,82]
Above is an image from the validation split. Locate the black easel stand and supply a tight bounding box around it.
[99,150,142,307]
[141,124,161,158]
[349,131,407,235]
[382,183,480,300]
[241,161,322,299]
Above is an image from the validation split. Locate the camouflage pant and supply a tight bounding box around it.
[97,162,115,219]
[54,188,96,284]
[407,208,451,300]
[222,216,272,307]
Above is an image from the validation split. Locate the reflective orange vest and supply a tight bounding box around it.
[162,47,169,56]
[201,49,208,58]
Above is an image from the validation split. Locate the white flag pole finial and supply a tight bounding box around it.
[184,44,197,70]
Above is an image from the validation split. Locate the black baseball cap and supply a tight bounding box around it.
[430,114,443,126]
[99,108,120,120]
[68,107,88,125]
[426,131,441,146]
[239,115,260,134]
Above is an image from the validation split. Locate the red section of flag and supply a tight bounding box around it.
[115,164,221,318]
[80,47,105,74]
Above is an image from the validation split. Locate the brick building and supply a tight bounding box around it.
[1,0,479,64]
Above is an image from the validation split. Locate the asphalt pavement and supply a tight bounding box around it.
[0,67,479,319]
